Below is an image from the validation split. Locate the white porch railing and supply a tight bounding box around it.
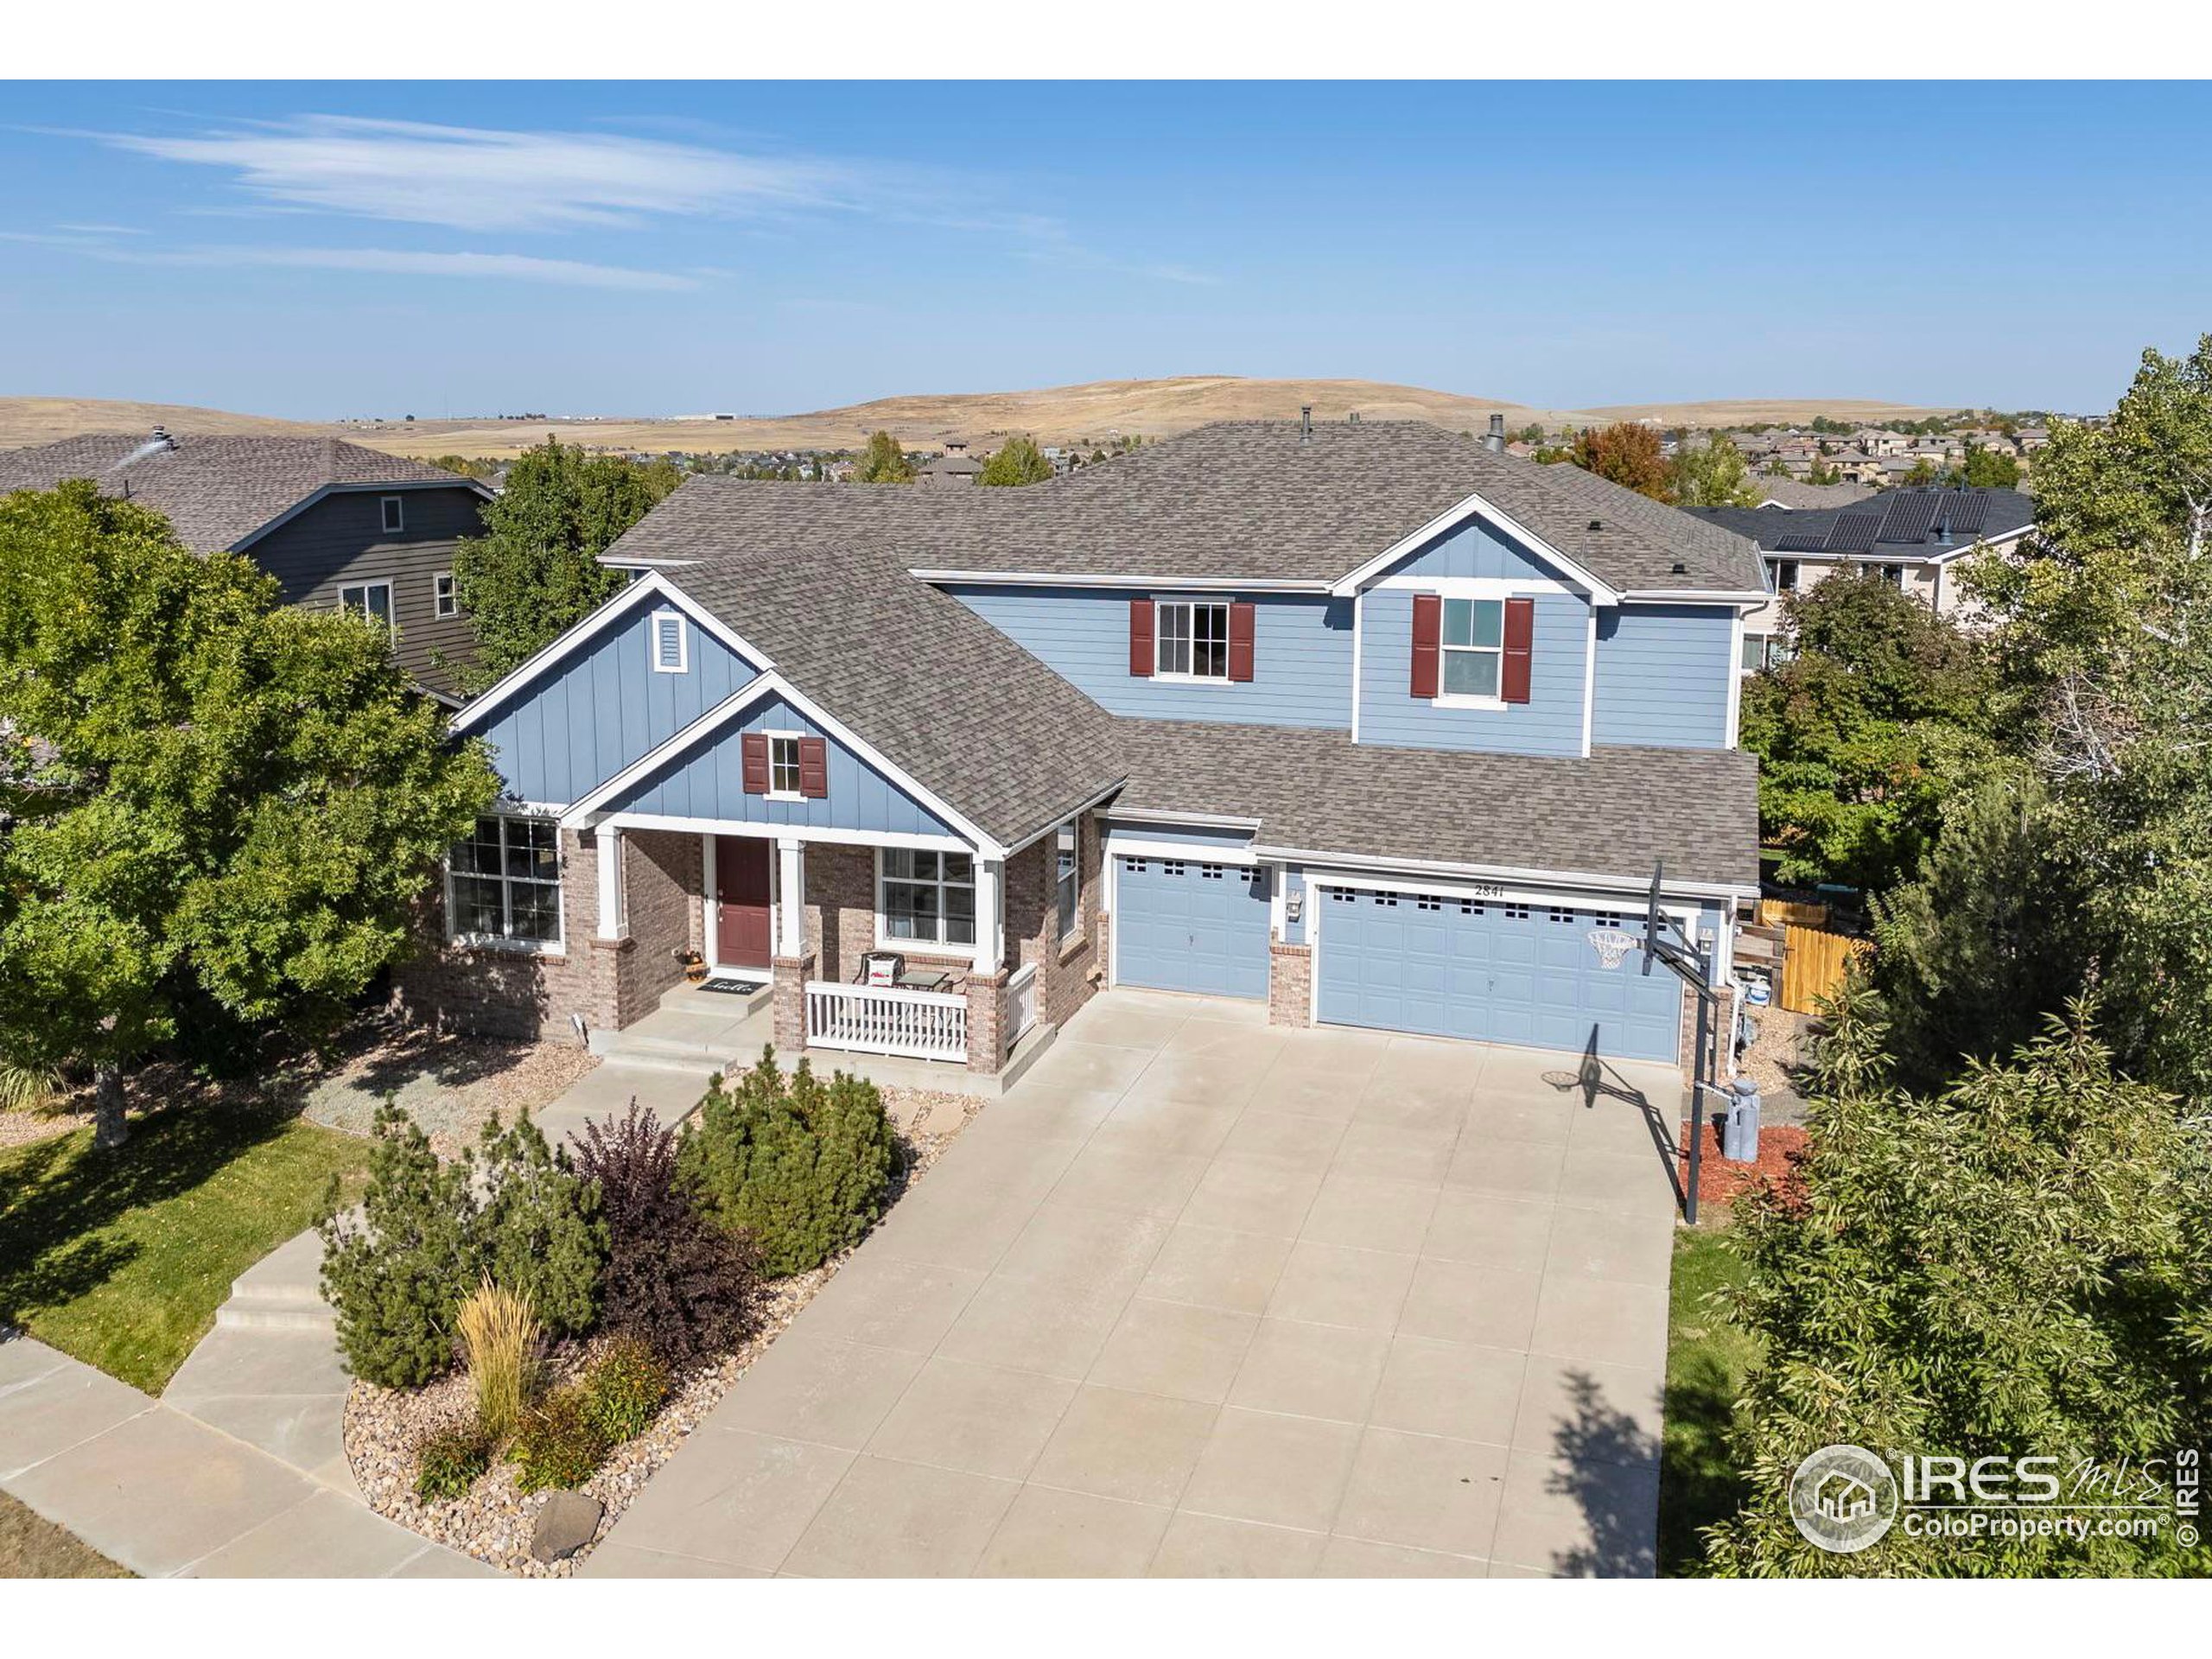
[1008,962,1039,1041]
[805,981,969,1062]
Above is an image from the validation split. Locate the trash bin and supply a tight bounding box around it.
[1720,1077,1762,1162]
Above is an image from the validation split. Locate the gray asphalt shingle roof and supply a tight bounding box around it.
[0,432,471,552]
[607,420,1767,595]
[1112,719,1760,893]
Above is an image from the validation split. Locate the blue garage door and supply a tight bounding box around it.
[1116,855,1272,999]
[1315,887,1681,1062]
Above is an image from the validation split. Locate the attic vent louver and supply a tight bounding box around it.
[1587,519,1604,532]
[1670,561,1688,575]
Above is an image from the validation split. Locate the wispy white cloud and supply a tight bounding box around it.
[86,114,862,232]
[54,221,146,235]
[124,245,701,291]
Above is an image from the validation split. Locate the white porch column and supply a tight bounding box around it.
[777,837,806,957]
[700,832,719,968]
[972,855,1004,975]
[595,825,624,940]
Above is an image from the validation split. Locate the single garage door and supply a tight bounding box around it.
[1115,855,1272,999]
[1315,887,1681,1062]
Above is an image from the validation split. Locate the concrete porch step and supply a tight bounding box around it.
[659,976,773,1016]
[214,1230,335,1332]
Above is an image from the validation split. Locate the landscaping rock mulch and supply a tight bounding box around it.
[301,1027,599,1160]
[0,1103,91,1150]
[341,1084,982,1578]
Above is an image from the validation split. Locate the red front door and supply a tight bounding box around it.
[715,837,772,969]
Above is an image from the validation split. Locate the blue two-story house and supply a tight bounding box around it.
[401,418,1764,1081]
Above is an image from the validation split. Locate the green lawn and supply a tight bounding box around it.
[1656,1220,1762,1575]
[0,1491,130,1579]
[0,1105,369,1394]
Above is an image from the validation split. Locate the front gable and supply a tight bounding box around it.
[592,684,958,840]
[467,586,766,806]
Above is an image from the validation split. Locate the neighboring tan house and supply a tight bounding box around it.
[398,419,1764,1084]
[916,439,985,487]
[1688,486,2036,671]
[0,429,493,702]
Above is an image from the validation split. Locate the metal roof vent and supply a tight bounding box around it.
[1670,561,1688,575]
[1300,404,1313,442]
[1485,413,1505,453]
[1587,519,1605,532]
[111,427,179,472]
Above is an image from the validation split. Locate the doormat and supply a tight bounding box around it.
[701,976,766,995]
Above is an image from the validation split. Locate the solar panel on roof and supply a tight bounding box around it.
[1774,531,1828,552]
[1877,492,1941,544]
[1826,514,1882,553]
[1943,493,1989,537]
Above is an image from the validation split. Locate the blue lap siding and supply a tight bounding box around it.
[475,600,763,805]
[943,584,1354,728]
[1590,605,1736,749]
[1357,589,1589,756]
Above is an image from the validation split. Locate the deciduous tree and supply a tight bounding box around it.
[1669,430,1759,507]
[0,483,497,1147]
[978,436,1054,486]
[1570,421,1673,501]
[852,430,914,485]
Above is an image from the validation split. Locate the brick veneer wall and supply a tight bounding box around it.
[1001,813,1105,1046]
[617,829,698,1027]
[1268,941,1313,1028]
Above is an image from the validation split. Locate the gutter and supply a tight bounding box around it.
[1248,840,1759,905]
[911,569,1334,594]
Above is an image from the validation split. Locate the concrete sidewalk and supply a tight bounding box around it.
[0,1332,492,1578]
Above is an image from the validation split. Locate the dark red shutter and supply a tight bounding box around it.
[1410,594,1441,698]
[797,737,829,799]
[1502,597,1535,705]
[1128,598,1154,677]
[1227,601,1255,683]
[741,732,770,794]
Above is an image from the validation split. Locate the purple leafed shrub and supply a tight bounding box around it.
[570,1100,761,1368]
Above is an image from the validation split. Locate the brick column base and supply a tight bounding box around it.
[1268,941,1313,1029]
[966,968,1009,1077]
[772,952,816,1058]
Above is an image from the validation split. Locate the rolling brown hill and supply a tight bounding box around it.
[0,378,1963,462]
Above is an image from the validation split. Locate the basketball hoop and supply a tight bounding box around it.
[1587,927,1640,970]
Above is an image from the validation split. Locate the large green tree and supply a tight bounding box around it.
[1704,988,2211,1577]
[1669,430,1759,507]
[1570,421,1673,502]
[1738,569,1995,892]
[852,430,914,485]
[0,484,498,1147]
[978,436,1054,486]
[448,436,679,691]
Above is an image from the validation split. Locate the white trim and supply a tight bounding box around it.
[379,494,405,535]
[1103,849,1121,987]
[1373,575,1562,597]
[872,844,985,957]
[443,810,568,958]
[973,855,1003,975]
[1327,490,1623,605]
[1106,835,1261,870]
[1249,840,1758,905]
[1101,808,1262,832]
[701,832,719,970]
[556,668,1006,855]
[1268,859,1287,941]
[600,556,702,569]
[777,839,805,957]
[1580,606,1597,758]
[339,578,395,627]
[227,475,497,552]
[1003,783,1125,856]
[762,728,804,801]
[598,811,972,854]
[596,826,624,940]
[1349,589,1364,744]
[1724,611,1745,749]
[433,570,457,620]
[648,608,690,675]
[1150,594,1233,683]
[912,568,1331,594]
[1306,865,1700,938]
[1617,588,1770,604]
[448,570,773,733]
[1433,694,1506,712]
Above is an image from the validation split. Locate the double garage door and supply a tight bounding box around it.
[1314,887,1681,1063]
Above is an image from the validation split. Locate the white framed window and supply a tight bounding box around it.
[766,731,803,800]
[380,495,404,535]
[1156,599,1229,680]
[1770,558,1801,592]
[650,608,688,673]
[1740,632,1770,674]
[1437,596,1504,702]
[339,580,393,629]
[1054,819,1080,942]
[878,849,976,949]
[433,572,457,619]
[447,814,563,949]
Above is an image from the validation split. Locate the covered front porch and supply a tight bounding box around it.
[582,815,1072,1080]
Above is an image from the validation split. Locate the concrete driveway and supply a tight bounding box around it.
[588,989,1682,1578]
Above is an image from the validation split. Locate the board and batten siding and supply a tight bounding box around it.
[1590,604,1736,749]
[1357,588,1589,757]
[476,600,764,805]
[1379,512,1565,584]
[248,485,486,695]
[607,690,956,838]
[943,583,1354,728]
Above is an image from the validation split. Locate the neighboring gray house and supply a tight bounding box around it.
[0,429,494,702]
[916,439,985,486]
[402,419,1765,1084]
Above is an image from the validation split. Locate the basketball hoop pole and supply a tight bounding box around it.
[1643,860,1721,1226]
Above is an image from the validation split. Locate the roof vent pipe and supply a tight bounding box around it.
[1485,413,1505,453]
[1300,404,1313,442]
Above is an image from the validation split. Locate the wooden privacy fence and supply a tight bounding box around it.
[1779,924,1870,1014]
[1759,897,1833,931]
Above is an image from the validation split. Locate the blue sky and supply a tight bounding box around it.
[5,80,2210,420]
